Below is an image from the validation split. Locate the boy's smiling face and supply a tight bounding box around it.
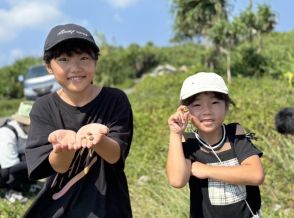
[46,52,96,94]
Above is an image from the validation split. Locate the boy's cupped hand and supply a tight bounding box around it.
[48,129,77,153]
[76,123,109,149]
[48,124,109,153]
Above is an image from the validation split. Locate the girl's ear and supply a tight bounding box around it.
[44,63,53,74]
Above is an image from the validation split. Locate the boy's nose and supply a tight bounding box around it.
[69,60,82,73]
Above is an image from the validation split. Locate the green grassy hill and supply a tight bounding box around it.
[0,72,293,217]
[126,72,294,217]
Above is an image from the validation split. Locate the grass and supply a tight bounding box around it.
[0,74,293,217]
[127,73,294,218]
[0,99,22,118]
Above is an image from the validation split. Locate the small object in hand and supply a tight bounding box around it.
[81,136,87,140]
[183,107,189,112]
[88,136,94,141]
[87,132,93,136]
[89,149,94,157]
[84,166,90,174]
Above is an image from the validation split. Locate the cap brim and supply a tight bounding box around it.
[45,37,99,52]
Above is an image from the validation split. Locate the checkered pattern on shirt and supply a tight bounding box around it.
[207,157,247,205]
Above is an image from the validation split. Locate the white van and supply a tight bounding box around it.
[19,65,61,100]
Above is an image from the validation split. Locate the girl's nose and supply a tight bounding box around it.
[201,103,211,114]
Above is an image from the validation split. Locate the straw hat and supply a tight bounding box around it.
[11,102,33,125]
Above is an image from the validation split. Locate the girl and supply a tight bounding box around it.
[167,72,264,218]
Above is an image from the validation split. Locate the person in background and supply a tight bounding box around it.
[275,107,294,135]
[24,23,133,218]
[0,101,34,203]
[166,72,265,218]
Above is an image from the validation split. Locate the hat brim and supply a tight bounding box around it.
[181,88,228,100]
[11,114,30,125]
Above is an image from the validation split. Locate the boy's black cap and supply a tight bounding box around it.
[44,23,99,52]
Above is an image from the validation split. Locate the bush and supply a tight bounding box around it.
[232,45,268,77]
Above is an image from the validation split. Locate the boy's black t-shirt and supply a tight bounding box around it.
[183,124,262,218]
[24,87,133,218]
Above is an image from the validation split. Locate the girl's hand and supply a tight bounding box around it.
[191,161,209,179]
[168,105,190,134]
[76,123,109,149]
[48,129,77,153]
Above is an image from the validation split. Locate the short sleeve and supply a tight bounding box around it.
[233,135,263,163]
[25,96,58,180]
[182,132,197,161]
[106,90,133,165]
[0,127,19,168]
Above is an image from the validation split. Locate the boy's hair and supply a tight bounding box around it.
[43,39,99,64]
[181,91,235,109]
[275,107,294,134]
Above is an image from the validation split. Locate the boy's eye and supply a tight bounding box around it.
[212,101,220,104]
[56,57,68,62]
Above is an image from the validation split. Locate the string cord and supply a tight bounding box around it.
[194,124,257,217]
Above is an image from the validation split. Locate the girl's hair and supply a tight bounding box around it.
[43,39,100,64]
[181,91,235,108]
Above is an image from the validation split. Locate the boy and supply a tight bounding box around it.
[24,23,133,218]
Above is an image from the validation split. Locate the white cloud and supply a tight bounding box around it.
[106,0,139,9]
[0,0,64,42]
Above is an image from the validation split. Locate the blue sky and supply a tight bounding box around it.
[0,0,294,68]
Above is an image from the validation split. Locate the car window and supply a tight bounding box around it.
[25,65,48,79]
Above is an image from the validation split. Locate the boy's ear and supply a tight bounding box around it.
[44,63,53,74]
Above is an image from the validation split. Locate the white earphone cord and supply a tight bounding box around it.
[194,125,257,217]
[213,146,257,217]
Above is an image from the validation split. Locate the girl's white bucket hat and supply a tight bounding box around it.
[180,72,228,100]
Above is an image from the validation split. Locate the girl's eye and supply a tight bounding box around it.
[81,55,89,60]
[81,56,90,60]
[192,104,200,107]
[212,101,220,104]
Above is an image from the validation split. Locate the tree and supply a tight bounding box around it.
[170,0,228,69]
[238,0,256,42]
[239,3,276,52]
[0,57,40,98]
[208,18,247,83]
[170,0,228,43]
[255,4,276,53]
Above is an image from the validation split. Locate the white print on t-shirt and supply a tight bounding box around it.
[207,158,246,205]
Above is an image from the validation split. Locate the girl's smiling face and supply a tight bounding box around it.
[188,92,227,133]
